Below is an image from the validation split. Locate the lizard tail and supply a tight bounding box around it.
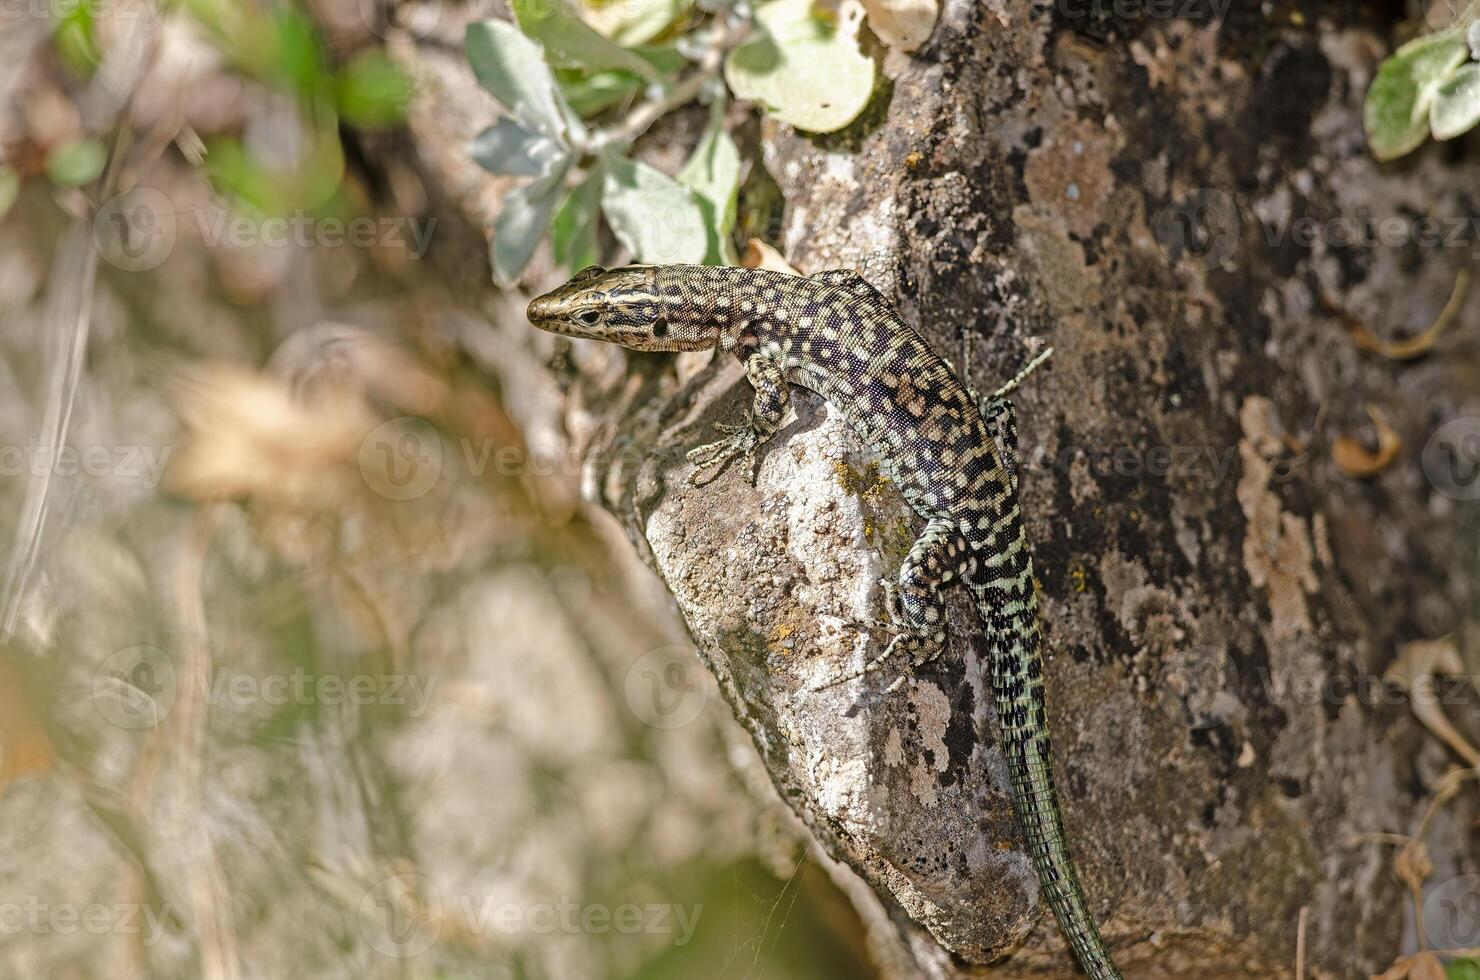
[973,514,1123,980]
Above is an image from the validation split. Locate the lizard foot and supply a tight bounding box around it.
[687,420,759,486]
[812,626,944,694]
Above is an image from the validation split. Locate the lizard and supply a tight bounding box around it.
[527,262,1124,980]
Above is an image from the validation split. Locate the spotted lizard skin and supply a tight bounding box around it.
[528,263,1122,979]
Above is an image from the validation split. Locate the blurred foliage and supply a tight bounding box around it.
[465,0,901,284]
[43,137,105,186]
[1,0,887,973]
[52,0,102,78]
[0,167,17,219]
[36,0,413,224]
[176,0,411,216]
[628,858,875,980]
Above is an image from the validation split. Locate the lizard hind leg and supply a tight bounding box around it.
[815,518,970,692]
[982,396,1021,491]
[980,347,1051,491]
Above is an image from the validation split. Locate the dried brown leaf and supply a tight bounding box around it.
[1395,838,1432,892]
[1386,637,1465,692]
[1386,637,1480,767]
[1373,952,1448,980]
[1411,952,1447,980]
[861,0,939,51]
[0,659,53,789]
[1332,405,1401,477]
[741,239,800,275]
[167,364,377,507]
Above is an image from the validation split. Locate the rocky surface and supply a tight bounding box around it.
[420,3,1480,976]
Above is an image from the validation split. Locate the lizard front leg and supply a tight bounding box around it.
[688,353,788,485]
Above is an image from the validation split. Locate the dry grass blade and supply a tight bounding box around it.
[1349,269,1470,360]
[1296,905,1307,980]
[1386,638,1480,768]
[0,219,99,639]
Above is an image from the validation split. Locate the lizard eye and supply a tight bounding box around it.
[577,309,601,326]
[651,317,669,338]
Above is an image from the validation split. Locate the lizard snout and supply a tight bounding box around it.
[525,294,556,325]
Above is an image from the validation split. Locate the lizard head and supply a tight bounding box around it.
[526,265,718,352]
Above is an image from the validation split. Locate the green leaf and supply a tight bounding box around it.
[204,126,344,214]
[724,0,876,134]
[557,68,644,117]
[512,0,659,81]
[676,102,740,263]
[1448,959,1480,980]
[336,51,413,127]
[581,0,693,47]
[1364,31,1470,161]
[466,19,586,146]
[205,138,275,211]
[552,166,604,271]
[0,166,18,220]
[52,0,100,78]
[492,159,572,286]
[600,153,708,264]
[45,138,106,186]
[1431,62,1480,140]
[554,45,685,117]
[471,117,567,177]
[266,5,329,97]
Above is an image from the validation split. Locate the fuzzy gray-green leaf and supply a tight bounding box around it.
[724,0,875,134]
[466,19,585,145]
[600,154,708,265]
[552,166,605,272]
[676,103,740,264]
[492,159,572,286]
[1365,31,1469,161]
[471,118,567,177]
[511,0,660,81]
[1431,61,1480,140]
